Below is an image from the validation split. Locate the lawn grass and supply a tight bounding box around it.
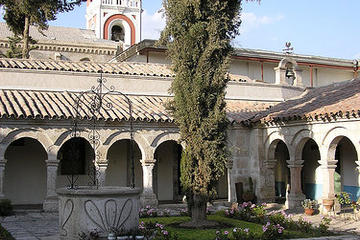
[140,212,333,240]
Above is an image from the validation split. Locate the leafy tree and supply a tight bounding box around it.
[0,0,84,58]
[5,36,23,58]
[159,0,248,225]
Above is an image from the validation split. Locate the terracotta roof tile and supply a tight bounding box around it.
[248,78,360,124]
[0,89,273,124]
[0,58,250,82]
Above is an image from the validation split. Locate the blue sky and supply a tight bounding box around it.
[1,0,359,60]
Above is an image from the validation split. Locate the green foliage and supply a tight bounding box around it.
[5,36,22,58]
[351,197,360,211]
[336,192,352,205]
[159,0,242,221]
[0,199,13,216]
[0,223,15,240]
[140,213,332,240]
[0,0,84,58]
[301,199,319,210]
[261,222,284,240]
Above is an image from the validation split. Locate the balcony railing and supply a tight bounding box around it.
[102,0,140,8]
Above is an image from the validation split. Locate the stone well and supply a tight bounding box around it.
[57,187,141,240]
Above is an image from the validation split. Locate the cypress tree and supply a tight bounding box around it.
[0,0,84,58]
[159,0,246,225]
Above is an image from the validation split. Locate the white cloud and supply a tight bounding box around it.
[140,10,283,42]
[239,12,284,33]
[142,9,166,40]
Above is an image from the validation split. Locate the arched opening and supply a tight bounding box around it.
[216,168,228,200]
[334,137,359,201]
[154,140,182,203]
[56,137,95,188]
[274,141,290,203]
[111,25,125,42]
[301,139,321,200]
[106,139,143,189]
[4,138,47,207]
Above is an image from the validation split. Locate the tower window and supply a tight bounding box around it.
[111,25,125,42]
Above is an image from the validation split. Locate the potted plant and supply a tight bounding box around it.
[301,199,318,215]
[322,198,335,212]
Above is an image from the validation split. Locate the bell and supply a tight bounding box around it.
[285,68,295,79]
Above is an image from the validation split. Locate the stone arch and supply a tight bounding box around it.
[0,128,53,159]
[291,129,318,160]
[322,126,360,161]
[103,14,135,45]
[150,132,181,149]
[104,131,151,161]
[264,131,291,160]
[278,57,301,71]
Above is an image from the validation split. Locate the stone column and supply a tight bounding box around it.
[318,159,338,200]
[226,160,236,203]
[140,160,158,207]
[0,159,7,199]
[274,66,287,85]
[96,159,108,187]
[261,159,278,202]
[43,159,60,212]
[294,69,303,87]
[286,160,305,209]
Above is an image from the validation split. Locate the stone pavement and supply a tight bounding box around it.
[0,207,360,240]
[0,211,59,240]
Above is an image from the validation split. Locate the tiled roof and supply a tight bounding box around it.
[0,22,116,46]
[0,58,253,82]
[0,58,175,77]
[248,78,360,124]
[0,89,172,122]
[0,89,273,124]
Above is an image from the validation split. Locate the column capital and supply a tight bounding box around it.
[45,159,60,166]
[0,159,7,166]
[287,159,304,167]
[318,159,337,169]
[226,160,233,169]
[264,159,277,169]
[142,159,156,165]
[96,158,108,166]
[355,161,360,171]
[97,163,108,168]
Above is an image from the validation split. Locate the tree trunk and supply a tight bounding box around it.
[22,15,30,59]
[191,193,207,223]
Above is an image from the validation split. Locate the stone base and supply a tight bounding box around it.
[286,193,305,210]
[140,193,158,207]
[43,197,58,212]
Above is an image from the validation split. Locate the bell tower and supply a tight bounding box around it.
[86,0,142,49]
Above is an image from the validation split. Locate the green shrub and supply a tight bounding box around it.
[0,223,15,240]
[0,199,13,216]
